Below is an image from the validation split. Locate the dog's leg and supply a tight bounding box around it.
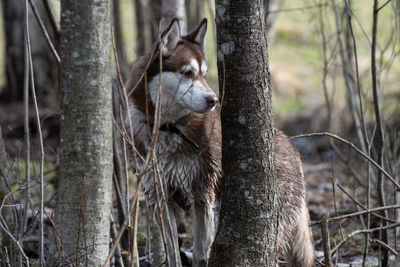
[192,201,214,267]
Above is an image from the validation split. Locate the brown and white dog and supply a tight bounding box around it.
[126,18,314,267]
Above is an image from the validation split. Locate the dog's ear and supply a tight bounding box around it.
[160,18,181,56]
[184,18,207,53]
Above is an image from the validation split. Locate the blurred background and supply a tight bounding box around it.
[1,0,399,147]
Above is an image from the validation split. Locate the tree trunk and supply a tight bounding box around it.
[52,0,113,265]
[371,1,388,265]
[264,0,285,38]
[0,0,57,105]
[135,0,152,55]
[113,0,128,76]
[161,0,187,33]
[150,0,162,42]
[209,0,277,266]
[185,0,204,31]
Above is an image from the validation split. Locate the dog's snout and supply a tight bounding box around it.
[206,95,218,108]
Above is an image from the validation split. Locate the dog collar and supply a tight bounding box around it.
[160,123,200,150]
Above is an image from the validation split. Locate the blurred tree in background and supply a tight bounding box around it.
[0,0,58,105]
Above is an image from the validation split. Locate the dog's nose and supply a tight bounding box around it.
[206,95,218,107]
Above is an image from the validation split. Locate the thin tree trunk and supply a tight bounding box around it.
[185,0,203,30]
[161,0,187,33]
[135,0,152,55]
[0,0,57,104]
[209,0,277,266]
[150,0,162,42]
[1,0,25,102]
[113,0,128,76]
[371,1,388,265]
[53,0,113,265]
[264,0,285,36]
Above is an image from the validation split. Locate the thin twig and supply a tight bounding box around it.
[329,160,343,240]
[103,186,141,266]
[42,0,60,40]
[113,172,126,219]
[377,0,392,12]
[318,0,331,130]
[104,123,157,266]
[0,219,30,267]
[330,0,366,154]
[336,183,397,224]
[344,0,369,150]
[330,222,400,256]
[130,196,140,267]
[25,0,45,264]
[371,239,399,256]
[310,204,400,226]
[28,0,61,63]
[127,42,159,98]
[268,2,329,13]
[111,214,125,267]
[290,132,400,189]
[23,0,31,235]
[45,210,65,266]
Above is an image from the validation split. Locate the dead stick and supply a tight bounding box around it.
[321,214,333,267]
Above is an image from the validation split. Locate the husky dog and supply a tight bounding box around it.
[126,18,314,267]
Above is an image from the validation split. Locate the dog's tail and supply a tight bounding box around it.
[286,200,314,267]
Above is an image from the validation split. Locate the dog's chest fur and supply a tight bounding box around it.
[147,130,200,201]
[129,104,222,207]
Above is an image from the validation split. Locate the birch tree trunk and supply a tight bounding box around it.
[209,0,278,266]
[53,0,113,265]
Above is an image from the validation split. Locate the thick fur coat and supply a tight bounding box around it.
[126,18,314,267]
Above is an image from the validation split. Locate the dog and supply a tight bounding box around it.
[125,18,314,267]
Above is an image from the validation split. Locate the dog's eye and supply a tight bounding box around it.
[183,70,193,78]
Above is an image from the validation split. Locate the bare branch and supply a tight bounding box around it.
[330,223,400,256]
[311,205,400,226]
[28,0,61,63]
[42,0,60,40]
[290,132,400,189]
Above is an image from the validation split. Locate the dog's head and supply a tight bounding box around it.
[148,18,218,121]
